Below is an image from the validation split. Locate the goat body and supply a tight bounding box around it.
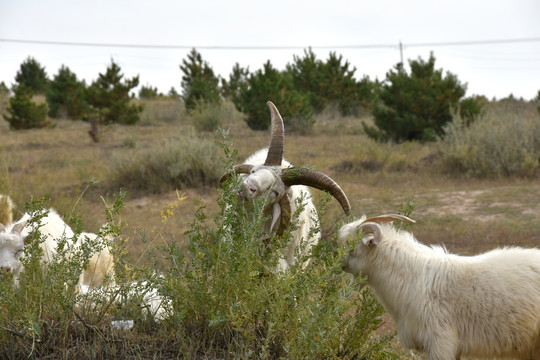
[339,216,540,360]
[0,209,114,288]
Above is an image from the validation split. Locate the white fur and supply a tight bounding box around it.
[0,209,114,288]
[339,217,540,360]
[240,148,319,272]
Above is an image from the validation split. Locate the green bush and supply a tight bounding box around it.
[108,132,223,193]
[365,53,481,142]
[441,101,540,177]
[4,85,50,130]
[47,65,88,119]
[180,49,221,112]
[157,143,398,358]
[0,168,403,358]
[233,61,314,132]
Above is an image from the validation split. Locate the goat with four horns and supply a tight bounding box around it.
[220,101,350,271]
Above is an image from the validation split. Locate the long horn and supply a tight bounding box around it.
[281,167,351,216]
[264,101,284,166]
[219,164,254,184]
[364,214,416,224]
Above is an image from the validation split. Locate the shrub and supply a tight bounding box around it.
[180,49,221,111]
[108,132,223,193]
[440,101,540,177]
[158,141,398,358]
[4,85,50,130]
[47,65,88,119]
[190,100,226,132]
[365,53,481,142]
[233,61,314,132]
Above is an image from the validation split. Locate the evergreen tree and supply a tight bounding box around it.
[289,49,375,115]
[364,53,477,142]
[167,87,181,100]
[180,48,221,111]
[221,63,249,100]
[0,81,9,95]
[86,59,143,126]
[14,57,49,94]
[233,61,313,131]
[46,65,87,119]
[5,84,49,130]
[138,84,161,99]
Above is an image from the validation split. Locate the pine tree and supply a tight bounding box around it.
[233,61,313,131]
[221,63,249,101]
[180,49,221,111]
[47,65,87,119]
[86,59,143,126]
[14,57,49,94]
[364,53,478,142]
[5,84,49,130]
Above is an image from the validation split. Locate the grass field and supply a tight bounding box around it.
[1,97,539,358]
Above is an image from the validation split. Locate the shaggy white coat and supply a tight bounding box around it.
[0,209,114,288]
[339,216,540,360]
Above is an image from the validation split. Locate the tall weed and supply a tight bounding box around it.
[441,102,540,177]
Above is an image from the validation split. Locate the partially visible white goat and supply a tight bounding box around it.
[0,209,114,288]
[220,101,350,271]
[339,214,540,360]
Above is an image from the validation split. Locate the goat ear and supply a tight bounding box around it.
[361,234,378,247]
[360,222,382,246]
[11,221,27,236]
[364,214,415,225]
[0,223,5,232]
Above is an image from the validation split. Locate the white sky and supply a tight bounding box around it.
[1,0,539,100]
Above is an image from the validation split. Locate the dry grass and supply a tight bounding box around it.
[1,97,539,261]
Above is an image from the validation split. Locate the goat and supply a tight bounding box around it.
[339,214,540,360]
[0,208,114,288]
[220,101,350,271]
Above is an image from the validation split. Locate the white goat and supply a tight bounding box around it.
[0,209,114,288]
[339,214,540,360]
[221,101,350,271]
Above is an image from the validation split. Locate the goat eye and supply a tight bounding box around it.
[349,249,355,255]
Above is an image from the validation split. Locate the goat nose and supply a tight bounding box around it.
[244,183,257,194]
[0,266,11,273]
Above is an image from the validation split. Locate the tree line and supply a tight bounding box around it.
[4,48,527,142]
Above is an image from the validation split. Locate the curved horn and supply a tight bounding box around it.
[281,167,351,216]
[264,101,284,166]
[219,164,254,184]
[275,194,291,236]
[364,214,416,224]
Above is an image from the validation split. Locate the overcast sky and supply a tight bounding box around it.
[1,0,539,100]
